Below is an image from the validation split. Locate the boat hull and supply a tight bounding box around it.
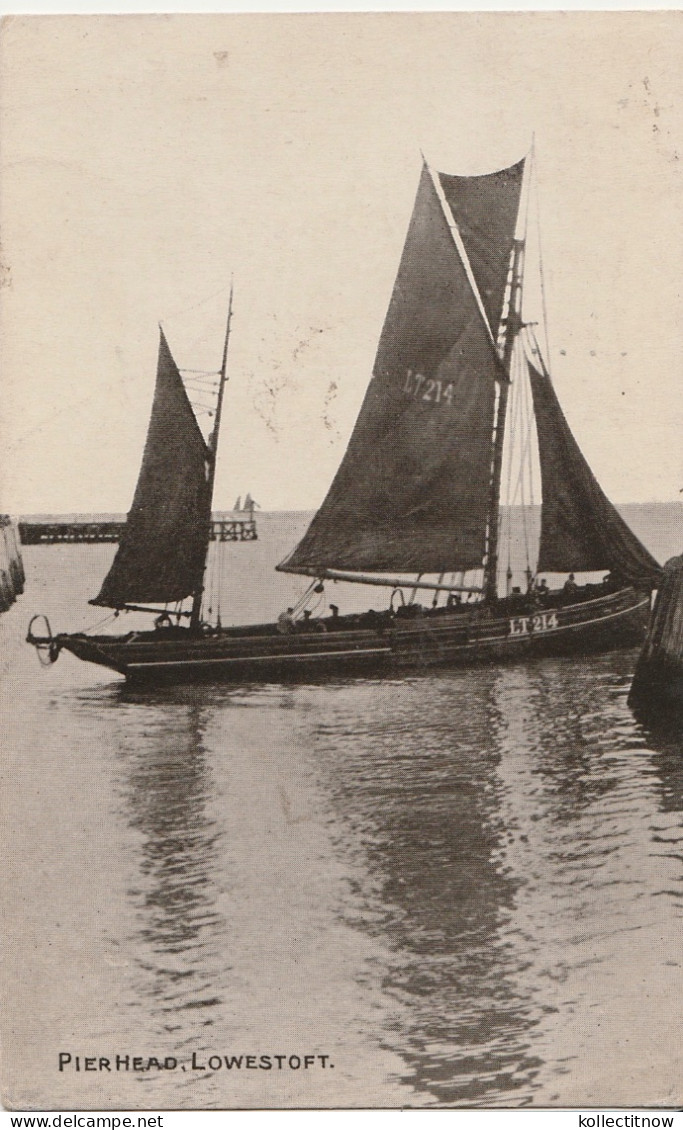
[52,587,650,685]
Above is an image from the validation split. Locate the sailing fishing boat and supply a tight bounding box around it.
[28,153,661,683]
[243,493,259,517]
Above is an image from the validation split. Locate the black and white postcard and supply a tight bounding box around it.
[1,12,681,1112]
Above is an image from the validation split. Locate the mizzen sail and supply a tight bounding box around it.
[279,161,522,578]
[92,330,212,608]
[528,357,661,584]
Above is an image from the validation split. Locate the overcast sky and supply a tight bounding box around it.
[1,12,681,514]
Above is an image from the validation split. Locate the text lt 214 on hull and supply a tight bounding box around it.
[28,154,661,684]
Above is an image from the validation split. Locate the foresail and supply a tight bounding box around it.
[92,330,213,608]
[528,358,661,584]
[279,163,509,578]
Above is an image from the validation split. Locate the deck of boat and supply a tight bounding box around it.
[52,586,650,684]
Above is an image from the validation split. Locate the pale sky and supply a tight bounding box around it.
[1,12,681,514]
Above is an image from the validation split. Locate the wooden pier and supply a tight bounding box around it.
[210,518,257,542]
[629,554,683,714]
[1,516,25,612]
[18,516,257,545]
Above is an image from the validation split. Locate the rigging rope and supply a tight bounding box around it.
[518,348,531,570]
[532,157,552,368]
[499,340,540,586]
[83,610,120,633]
[160,284,233,327]
[204,542,216,624]
[290,580,322,619]
[502,345,521,574]
[214,543,223,628]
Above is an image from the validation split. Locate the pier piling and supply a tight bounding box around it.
[629,554,683,713]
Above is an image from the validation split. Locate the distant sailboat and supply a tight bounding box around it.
[243,493,259,517]
[233,496,241,512]
[28,154,660,683]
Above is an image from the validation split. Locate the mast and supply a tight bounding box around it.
[483,237,525,604]
[190,287,234,631]
[483,150,532,604]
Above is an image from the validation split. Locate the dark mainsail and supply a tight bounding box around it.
[438,159,525,333]
[92,330,212,609]
[528,358,661,584]
[279,162,521,578]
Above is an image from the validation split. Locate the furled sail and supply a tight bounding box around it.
[438,159,525,333]
[527,357,661,584]
[279,160,523,578]
[92,330,212,608]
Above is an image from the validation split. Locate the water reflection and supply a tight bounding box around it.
[309,672,544,1106]
[306,653,683,1107]
[59,659,681,1109]
[492,655,642,817]
[110,692,226,1041]
[633,710,683,814]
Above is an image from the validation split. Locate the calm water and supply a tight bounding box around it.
[1,507,682,1110]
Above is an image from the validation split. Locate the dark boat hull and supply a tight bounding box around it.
[52,587,650,684]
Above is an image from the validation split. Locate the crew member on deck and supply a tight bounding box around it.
[278,607,295,633]
[563,573,578,595]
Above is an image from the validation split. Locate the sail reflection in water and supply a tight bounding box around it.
[111,698,227,1044]
[305,656,683,1107]
[310,672,545,1106]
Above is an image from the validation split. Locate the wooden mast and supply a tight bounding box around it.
[483,149,532,605]
[483,238,526,604]
[190,287,234,631]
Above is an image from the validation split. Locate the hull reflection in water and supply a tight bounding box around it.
[101,682,416,1108]
[308,668,543,1106]
[113,702,226,1044]
[304,651,683,1107]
